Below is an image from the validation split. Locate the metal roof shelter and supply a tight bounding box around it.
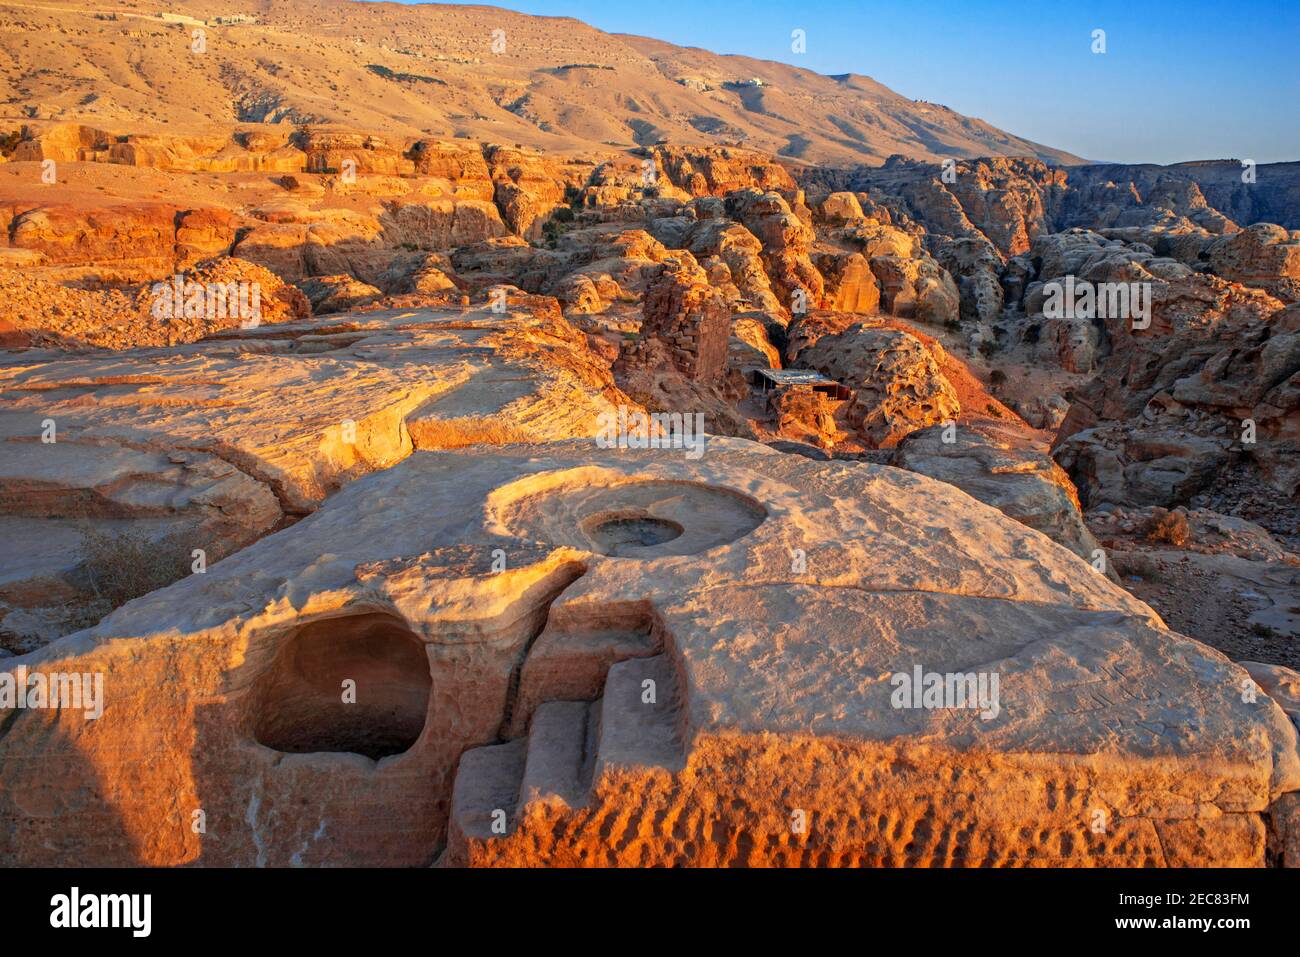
[749,368,851,401]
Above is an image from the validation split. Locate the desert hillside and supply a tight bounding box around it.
[0,0,1082,166]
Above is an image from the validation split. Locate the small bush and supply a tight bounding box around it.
[78,527,194,608]
[1146,510,1191,547]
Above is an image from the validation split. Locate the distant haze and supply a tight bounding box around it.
[402,0,1300,165]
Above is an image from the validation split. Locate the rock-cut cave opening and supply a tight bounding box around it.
[252,611,432,761]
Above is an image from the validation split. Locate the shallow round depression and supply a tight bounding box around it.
[583,513,685,556]
[492,475,767,559]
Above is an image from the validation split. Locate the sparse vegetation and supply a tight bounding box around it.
[365,64,445,85]
[1147,510,1191,547]
[78,526,196,609]
[541,214,577,248]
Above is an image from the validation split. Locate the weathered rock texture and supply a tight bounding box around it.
[797,156,1300,258]
[796,322,960,447]
[3,440,1295,867]
[0,257,309,350]
[893,419,1104,564]
[0,300,632,650]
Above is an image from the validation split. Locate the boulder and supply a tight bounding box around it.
[869,255,960,326]
[798,322,960,447]
[817,191,866,224]
[728,315,780,371]
[298,275,384,314]
[814,251,880,313]
[1206,223,1300,303]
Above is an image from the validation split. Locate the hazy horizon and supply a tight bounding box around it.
[388,0,1300,165]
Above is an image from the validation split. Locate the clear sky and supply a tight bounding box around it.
[384,0,1300,164]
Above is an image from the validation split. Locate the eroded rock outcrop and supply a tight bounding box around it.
[0,257,308,351]
[725,189,824,311]
[893,419,1104,563]
[1049,273,1297,543]
[299,275,384,314]
[0,299,633,650]
[617,260,730,384]
[1205,224,1300,303]
[1085,506,1300,664]
[653,145,797,198]
[796,321,960,447]
[4,440,1295,867]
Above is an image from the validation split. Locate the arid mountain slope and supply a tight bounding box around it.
[0,0,1082,166]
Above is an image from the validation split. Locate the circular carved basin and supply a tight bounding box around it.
[490,474,767,559]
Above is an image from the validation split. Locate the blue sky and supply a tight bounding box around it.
[385,0,1299,164]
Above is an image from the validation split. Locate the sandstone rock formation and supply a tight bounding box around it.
[617,261,730,383]
[1049,268,1296,540]
[814,250,880,313]
[0,299,633,650]
[797,155,1300,261]
[893,420,1104,563]
[0,257,308,350]
[796,322,960,447]
[869,253,960,326]
[3,439,1295,867]
[653,146,797,198]
[1205,224,1300,303]
[1086,506,1300,666]
[299,275,384,314]
[725,189,824,311]
[3,2,1300,875]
